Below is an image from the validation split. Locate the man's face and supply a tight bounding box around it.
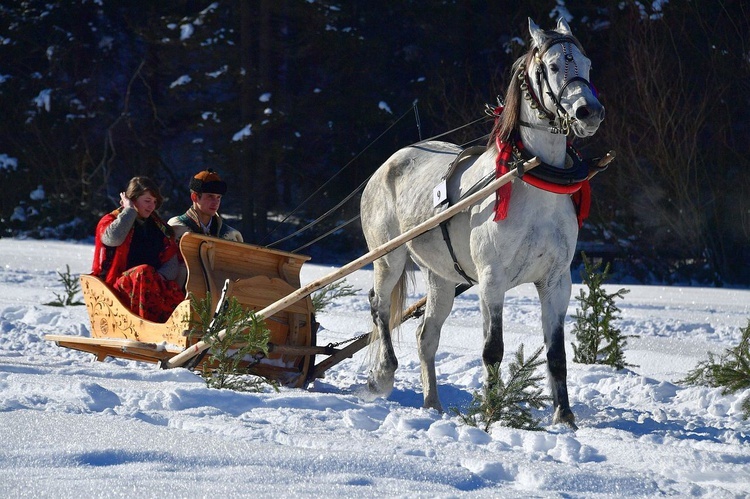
[193,192,222,217]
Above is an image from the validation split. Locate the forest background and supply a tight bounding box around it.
[1,0,749,285]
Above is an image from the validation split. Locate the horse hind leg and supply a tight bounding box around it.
[415,271,455,412]
[537,274,577,429]
[366,250,408,398]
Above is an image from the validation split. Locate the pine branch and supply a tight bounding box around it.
[43,264,84,307]
[311,279,358,313]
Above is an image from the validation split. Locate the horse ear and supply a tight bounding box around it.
[528,18,545,48]
[556,17,573,36]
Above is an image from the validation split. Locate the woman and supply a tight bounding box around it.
[92,176,184,322]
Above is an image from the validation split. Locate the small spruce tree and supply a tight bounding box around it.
[452,344,551,432]
[572,252,634,370]
[190,293,276,392]
[681,320,750,419]
[44,264,84,307]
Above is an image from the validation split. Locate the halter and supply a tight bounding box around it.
[519,36,597,135]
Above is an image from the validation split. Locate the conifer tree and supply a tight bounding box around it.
[572,252,634,370]
[682,321,750,419]
[453,345,551,431]
[190,293,275,392]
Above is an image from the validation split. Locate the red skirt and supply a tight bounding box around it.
[113,264,185,323]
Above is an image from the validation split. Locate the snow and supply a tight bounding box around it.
[231,124,252,142]
[169,75,191,88]
[29,185,45,201]
[33,89,52,112]
[1,238,749,498]
[0,154,18,171]
[378,101,393,114]
[180,24,194,41]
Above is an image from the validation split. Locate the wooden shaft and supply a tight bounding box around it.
[311,335,371,380]
[587,150,616,180]
[165,157,540,369]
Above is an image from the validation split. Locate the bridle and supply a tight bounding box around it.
[518,35,597,135]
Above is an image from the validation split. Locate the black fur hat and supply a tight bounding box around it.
[189,169,227,195]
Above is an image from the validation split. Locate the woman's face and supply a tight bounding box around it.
[133,191,157,219]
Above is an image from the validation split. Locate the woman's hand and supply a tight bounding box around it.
[120,192,134,209]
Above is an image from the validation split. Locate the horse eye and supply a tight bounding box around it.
[549,63,559,73]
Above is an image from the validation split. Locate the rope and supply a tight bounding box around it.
[414,101,422,141]
[260,104,419,246]
[292,213,361,254]
[265,113,493,251]
[267,177,368,249]
[413,116,488,145]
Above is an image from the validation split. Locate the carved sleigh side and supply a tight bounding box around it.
[45,274,192,364]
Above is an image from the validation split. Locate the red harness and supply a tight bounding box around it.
[494,134,591,228]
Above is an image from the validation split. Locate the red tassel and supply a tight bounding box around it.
[494,182,512,221]
[572,180,591,228]
[493,137,514,221]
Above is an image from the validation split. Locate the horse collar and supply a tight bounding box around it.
[498,134,589,193]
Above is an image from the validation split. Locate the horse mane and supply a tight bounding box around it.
[488,54,530,146]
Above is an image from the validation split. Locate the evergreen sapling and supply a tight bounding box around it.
[44,264,84,307]
[572,253,634,370]
[311,279,357,313]
[190,293,276,392]
[452,344,551,431]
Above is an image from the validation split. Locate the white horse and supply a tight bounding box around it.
[360,18,605,428]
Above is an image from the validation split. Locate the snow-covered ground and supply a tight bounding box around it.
[1,238,749,498]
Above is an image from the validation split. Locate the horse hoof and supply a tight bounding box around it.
[367,370,394,397]
[553,407,578,430]
[422,402,443,413]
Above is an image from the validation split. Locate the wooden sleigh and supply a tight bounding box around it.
[45,232,321,387]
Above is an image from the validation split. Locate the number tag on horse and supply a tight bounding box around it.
[433,180,448,208]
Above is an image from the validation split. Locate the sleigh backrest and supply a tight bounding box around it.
[179,233,315,367]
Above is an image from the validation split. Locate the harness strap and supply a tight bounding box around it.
[434,146,488,287]
[442,145,487,182]
[439,220,476,286]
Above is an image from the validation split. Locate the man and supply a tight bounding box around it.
[169,168,243,243]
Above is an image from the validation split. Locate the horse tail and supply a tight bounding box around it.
[388,267,410,332]
[367,258,413,344]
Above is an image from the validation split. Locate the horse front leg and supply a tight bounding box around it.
[537,273,576,429]
[367,287,398,397]
[479,279,506,387]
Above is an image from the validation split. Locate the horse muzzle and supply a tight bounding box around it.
[571,100,604,137]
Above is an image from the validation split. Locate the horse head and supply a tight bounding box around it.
[526,18,604,138]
